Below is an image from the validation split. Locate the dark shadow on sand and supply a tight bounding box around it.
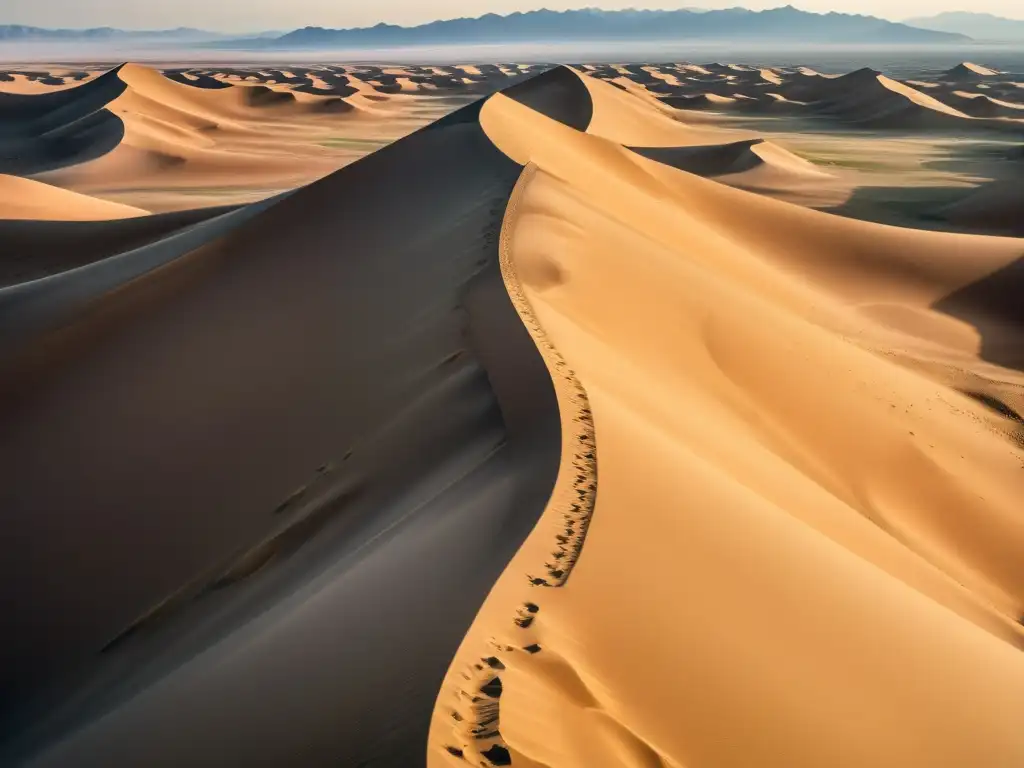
[934,254,1024,372]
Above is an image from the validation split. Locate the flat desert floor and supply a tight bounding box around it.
[0,59,1022,768]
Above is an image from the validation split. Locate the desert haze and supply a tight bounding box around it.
[0,34,1022,768]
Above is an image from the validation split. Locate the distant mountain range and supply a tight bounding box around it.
[0,7,974,49]
[253,7,969,48]
[904,12,1024,42]
[0,25,279,42]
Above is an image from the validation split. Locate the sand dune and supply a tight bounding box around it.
[945,62,1003,81]
[430,67,1024,768]
[0,175,147,221]
[1,63,477,211]
[630,137,835,200]
[0,62,512,211]
[2,61,1023,768]
[813,68,974,127]
[576,68,733,147]
[0,67,129,175]
[940,90,1024,118]
[0,71,99,94]
[583,61,1024,136]
[661,91,740,110]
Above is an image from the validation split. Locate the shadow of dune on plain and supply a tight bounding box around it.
[934,253,1024,372]
[0,67,596,767]
[819,184,975,229]
[631,139,769,177]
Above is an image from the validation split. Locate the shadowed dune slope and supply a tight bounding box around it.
[936,91,1024,119]
[501,65,592,131]
[0,69,607,768]
[428,70,1024,768]
[631,137,831,190]
[0,66,127,175]
[812,68,975,128]
[0,203,246,287]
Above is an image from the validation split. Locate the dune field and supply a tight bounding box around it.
[0,60,1022,768]
[0,63,531,211]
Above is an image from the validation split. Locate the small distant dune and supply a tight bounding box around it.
[575,61,1024,135]
[944,62,1003,81]
[811,68,973,128]
[938,91,1024,119]
[632,137,830,183]
[662,92,740,110]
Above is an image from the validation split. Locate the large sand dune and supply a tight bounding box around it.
[431,68,1024,768]
[1,63,1022,768]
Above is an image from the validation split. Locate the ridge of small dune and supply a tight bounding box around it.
[631,137,831,181]
[945,62,1003,80]
[575,66,729,146]
[941,90,1024,119]
[811,69,977,127]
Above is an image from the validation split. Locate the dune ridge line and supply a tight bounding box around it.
[438,161,598,766]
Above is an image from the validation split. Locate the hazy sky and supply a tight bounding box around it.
[5,1,1023,31]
